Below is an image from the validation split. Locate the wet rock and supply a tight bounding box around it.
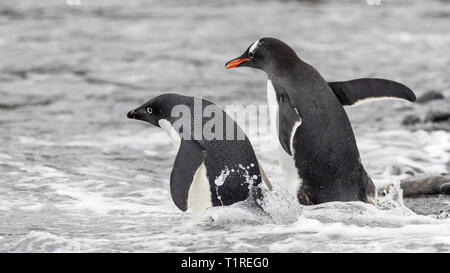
[400,176,450,197]
[402,114,421,126]
[440,183,450,195]
[404,195,450,216]
[417,91,444,103]
[425,111,450,123]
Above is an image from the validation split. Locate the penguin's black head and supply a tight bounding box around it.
[225,37,300,76]
[127,94,175,127]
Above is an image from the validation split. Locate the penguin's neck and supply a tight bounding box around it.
[158,119,181,152]
[266,58,304,80]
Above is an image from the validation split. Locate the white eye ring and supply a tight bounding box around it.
[248,51,254,58]
[146,107,152,114]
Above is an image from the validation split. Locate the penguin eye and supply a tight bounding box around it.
[279,96,285,103]
[248,51,254,59]
[146,107,153,114]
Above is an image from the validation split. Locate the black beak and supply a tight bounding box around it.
[127,109,136,119]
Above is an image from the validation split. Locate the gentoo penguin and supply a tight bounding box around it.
[127,93,271,215]
[225,37,416,205]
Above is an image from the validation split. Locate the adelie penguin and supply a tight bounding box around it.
[127,93,272,215]
[226,37,416,205]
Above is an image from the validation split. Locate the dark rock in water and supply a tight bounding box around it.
[402,108,450,131]
[417,91,444,103]
[425,111,450,123]
[440,183,450,195]
[402,114,421,126]
[400,176,450,197]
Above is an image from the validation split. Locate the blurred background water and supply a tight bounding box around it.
[0,0,449,252]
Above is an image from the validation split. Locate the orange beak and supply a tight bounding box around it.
[225,58,249,69]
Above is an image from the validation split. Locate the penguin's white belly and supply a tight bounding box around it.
[267,80,303,197]
[188,163,213,216]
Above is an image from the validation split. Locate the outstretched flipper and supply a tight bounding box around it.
[328,78,416,106]
[170,140,205,211]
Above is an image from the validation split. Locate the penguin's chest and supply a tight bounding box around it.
[266,80,303,197]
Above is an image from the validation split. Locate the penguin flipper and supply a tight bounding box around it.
[328,78,416,106]
[276,96,301,156]
[170,140,205,211]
